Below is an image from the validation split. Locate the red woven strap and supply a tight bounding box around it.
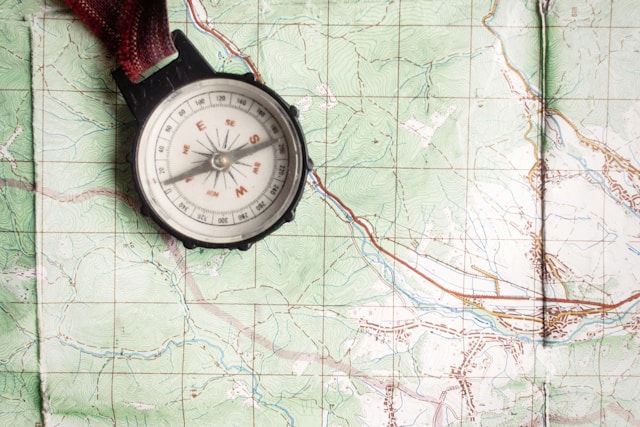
[65,0,177,82]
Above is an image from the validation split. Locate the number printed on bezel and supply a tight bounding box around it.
[133,77,307,248]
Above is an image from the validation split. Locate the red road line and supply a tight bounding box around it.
[310,171,640,312]
[184,0,263,82]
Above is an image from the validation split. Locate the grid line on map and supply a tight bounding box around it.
[463,0,473,419]
[32,370,640,378]
[253,4,260,424]
[41,230,608,238]
[109,24,119,423]
[28,160,625,175]
[320,0,330,421]
[24,89,640,101]
[598,2,614,423]
[391,0,402,412]
[37,233,630,244]
[39,14,640,30]
[43,301,635,311]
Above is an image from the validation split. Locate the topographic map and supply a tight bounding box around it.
[1,0,640,425]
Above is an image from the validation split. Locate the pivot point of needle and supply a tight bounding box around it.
[212,153,230,170]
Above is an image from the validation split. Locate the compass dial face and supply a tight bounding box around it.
[134,77,307,248]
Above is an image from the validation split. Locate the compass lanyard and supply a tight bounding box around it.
[64,0,176,82]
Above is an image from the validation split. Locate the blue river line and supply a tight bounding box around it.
[307,171,640,346]
[59,324,301,423]
[546,114,640,221]
[308,174,498,316]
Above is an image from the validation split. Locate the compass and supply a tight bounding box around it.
[113,31,312,250]
[133,76,309,249]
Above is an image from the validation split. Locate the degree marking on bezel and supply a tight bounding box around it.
[157,96,287,225]
[138,78,304,245]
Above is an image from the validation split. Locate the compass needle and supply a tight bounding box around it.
[227,137,282,164]
[162,160,212,185]
[192,150,211,157]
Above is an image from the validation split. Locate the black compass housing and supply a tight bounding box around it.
[113,30,312,250]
